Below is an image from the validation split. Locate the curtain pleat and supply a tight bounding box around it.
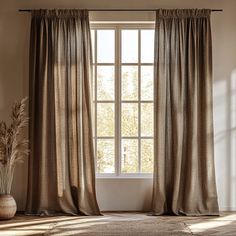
[152,9,219,216]
[26,9,101,216]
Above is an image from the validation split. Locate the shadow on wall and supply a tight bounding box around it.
[0,11,30,211]
[213,69,236,211]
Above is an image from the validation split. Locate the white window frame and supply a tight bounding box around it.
[91,22,155,179]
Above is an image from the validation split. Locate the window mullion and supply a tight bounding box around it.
[138,29,141,173]
[115,26,121,176]
[94,30,98,172]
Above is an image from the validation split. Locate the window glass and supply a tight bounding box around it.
[141,66,154,101]
[122,66,138,101]
[122,30,138,63]
[141,30,155,63]
[97,66,115,100]
[97,103,115,137]
[121,139,139,173]
[122,103,138,137]
[97,139,115,173]
[97,30,115,63]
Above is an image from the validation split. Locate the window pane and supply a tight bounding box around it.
[97,30,114,63]
[122,66,138,101]
[97,139,115,173]
[122,103,138,137]
[141,30,154,63]
[141,66,153,101]
[92,66,95,131]
[92,65,95,101]
[122,30,138,63]
[97,66,114,100]
[141,139,153,173]
[91,30,95,63]
[97,103,114,137]
[141,103,153,137]
[121,139,138,173]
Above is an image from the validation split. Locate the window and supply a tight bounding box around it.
[91,23,155,177]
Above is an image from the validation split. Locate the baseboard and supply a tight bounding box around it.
[219,207,236,211]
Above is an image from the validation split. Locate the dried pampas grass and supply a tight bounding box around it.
[0,97,29,194]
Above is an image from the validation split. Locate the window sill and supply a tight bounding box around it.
[96,174,153,179]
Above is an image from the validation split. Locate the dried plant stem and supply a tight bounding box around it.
[0,97,29,194]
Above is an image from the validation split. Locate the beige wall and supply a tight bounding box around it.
[0,0,236,211]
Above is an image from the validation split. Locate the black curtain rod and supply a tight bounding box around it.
[18,9,223,12]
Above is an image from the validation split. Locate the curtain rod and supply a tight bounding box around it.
[18,9,223,12]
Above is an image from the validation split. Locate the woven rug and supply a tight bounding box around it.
[48,214,191,236]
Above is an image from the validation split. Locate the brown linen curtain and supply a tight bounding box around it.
[152,9,219,216]
[26,9,100,216]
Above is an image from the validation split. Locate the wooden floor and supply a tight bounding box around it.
[0,212,235,235]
